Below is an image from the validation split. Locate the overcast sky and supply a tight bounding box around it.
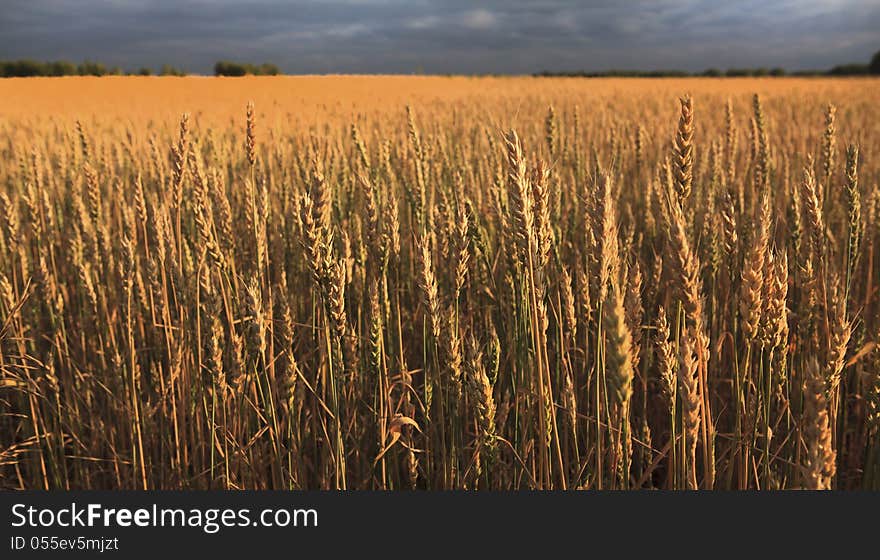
[1,0,878,74]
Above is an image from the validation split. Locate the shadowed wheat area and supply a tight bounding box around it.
[0,76,878,489]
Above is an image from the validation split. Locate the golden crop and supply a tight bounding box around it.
[0,76,878,489]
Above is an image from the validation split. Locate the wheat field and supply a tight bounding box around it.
[0,76,878,490]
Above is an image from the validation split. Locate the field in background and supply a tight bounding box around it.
[3,75,877,128]
[0,76,878,490]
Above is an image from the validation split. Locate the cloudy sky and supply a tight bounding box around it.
[1,0,878,74]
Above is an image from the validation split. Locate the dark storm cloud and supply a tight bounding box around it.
[0,0,877,73]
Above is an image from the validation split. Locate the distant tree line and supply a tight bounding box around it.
[537,67,787,78]
[213,61,280,76]
[0,60,187,77]
[3,49,879,78]
[536,50,880,78]
[0,59,283,77]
